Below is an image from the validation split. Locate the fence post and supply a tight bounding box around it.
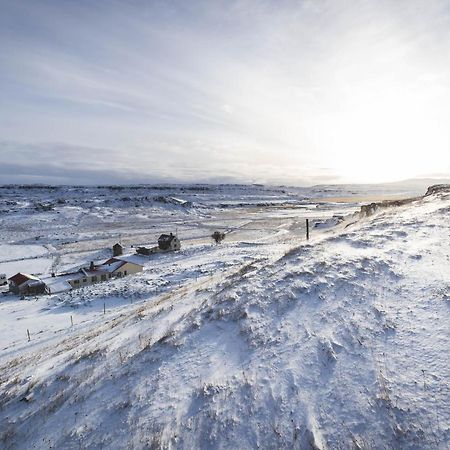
[70,315,73,327]
[103,303,106,315]
[306,219,310,240]
[27,329,31,342]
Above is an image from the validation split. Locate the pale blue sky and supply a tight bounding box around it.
[1,0,450,184]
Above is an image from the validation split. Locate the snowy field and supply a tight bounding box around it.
[0,184,356,353]
[0,183,448,449]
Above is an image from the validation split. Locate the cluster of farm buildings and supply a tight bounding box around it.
[4,233,181,296]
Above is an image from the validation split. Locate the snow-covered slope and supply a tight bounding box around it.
[0,189,449,449]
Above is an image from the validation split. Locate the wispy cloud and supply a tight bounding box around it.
[1,0,450,184]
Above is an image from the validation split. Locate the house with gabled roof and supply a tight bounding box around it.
[158,233,181,251]
[101,257,143,278]
[62,257,144,290]
[8,273,46,295]
[112,242,124,257]
[9,254,145,296]
[136,232,181,255]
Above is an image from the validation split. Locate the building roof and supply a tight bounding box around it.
[8,272,41,286]
[158,233,178,250]
[101,259,127,273]
[44,256,144,289]
[80,267,110,277]
[27,280,45,288]
[158,233,176,242]
[51,280,73,293]
[103,255,145,268]
[56,265,110,282]
[44,278,73,294]
[113,254,146,266]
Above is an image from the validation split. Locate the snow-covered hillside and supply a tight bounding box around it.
[0,187,449,449]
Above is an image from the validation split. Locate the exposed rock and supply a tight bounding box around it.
[425,184,450,196]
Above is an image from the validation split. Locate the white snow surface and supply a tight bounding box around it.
[0,185,449,449]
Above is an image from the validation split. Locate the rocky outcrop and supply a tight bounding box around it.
[360,197,418,217]
[360,184,450,217]
[425,184,450,196]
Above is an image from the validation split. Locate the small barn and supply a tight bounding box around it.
[8,273,46,295]
[136,246,154,256]
[112,242,124,257]
[158,233,181,251]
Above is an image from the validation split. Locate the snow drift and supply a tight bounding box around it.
[0,188,449,449]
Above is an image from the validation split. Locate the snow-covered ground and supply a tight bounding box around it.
[0,184,448,449]
[1,184,348,355]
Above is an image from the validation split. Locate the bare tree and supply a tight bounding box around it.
[211,231,226,244]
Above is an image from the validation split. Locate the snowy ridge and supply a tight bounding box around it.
[0,190,449,449]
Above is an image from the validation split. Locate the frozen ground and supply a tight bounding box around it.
[0,184,353,354]
[0,183,418,277]
[0,183,449,449]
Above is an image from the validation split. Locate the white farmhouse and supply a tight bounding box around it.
[65,258,143,290]
[44,257,144,293]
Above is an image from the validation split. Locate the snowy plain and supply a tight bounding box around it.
[0,183,448,449]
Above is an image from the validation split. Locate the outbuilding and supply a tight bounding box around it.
[112,242,124,257]
[8,273,46,295]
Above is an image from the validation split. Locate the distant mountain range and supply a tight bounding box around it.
[310,178,450,196]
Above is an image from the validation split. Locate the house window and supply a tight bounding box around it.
[108,274,112,278]
[92,276,97,282]
[74,280,79,284]
[101,275,106,281]
[83,278,87,283]
[117,272,122,277]
[124,271,127,276]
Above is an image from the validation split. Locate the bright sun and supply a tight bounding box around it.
[307,77,449,183]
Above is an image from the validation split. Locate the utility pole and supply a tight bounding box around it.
[306,219,310,240]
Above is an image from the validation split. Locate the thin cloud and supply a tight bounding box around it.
[1,0,449,184]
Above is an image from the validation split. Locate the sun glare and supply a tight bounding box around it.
[307,75,448,183]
